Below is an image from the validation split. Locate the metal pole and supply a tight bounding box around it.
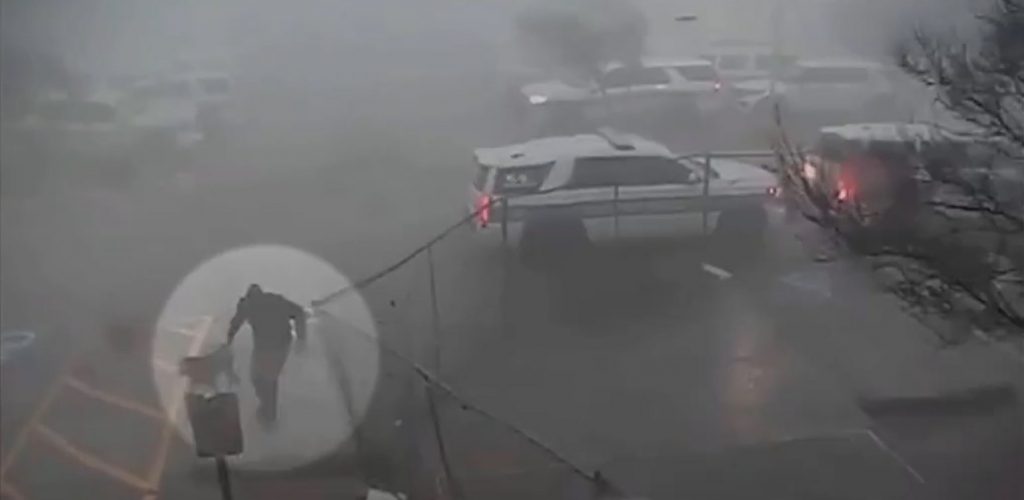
[501,197,509,247]
[215,457,234,500]
[425,383,465,500]
[702,153,712,235]
[426,245,442,375]
[770,0,782,95]
[613,185,620,238]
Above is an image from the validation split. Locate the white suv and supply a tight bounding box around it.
[468,130,776,257]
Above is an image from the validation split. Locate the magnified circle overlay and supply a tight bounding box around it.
[152,245,379,471]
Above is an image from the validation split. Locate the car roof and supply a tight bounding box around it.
[38,91,121,107]
[183,71,232,81]
[474,131,674,168]
[820,122,940,143]
[798,57,884,69]
[643,57,714,68]
[709,39,772,48]
[602,57,712,72]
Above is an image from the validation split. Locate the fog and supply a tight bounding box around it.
[2,0,1018,496]
[0,0,997,364]
[0,0,996,377]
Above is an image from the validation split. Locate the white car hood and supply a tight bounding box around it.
[133,102,197,128]
[733,78,776,93]
[521,80,593,102]
[710,159,777,190]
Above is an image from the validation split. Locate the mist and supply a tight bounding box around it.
[0,0,999,382]
[3,1,1021,498]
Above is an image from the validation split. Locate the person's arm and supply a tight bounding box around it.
[286,299,307,343]
[226,299,248,344]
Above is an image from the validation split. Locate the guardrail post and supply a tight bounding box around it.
[702,152,712,235]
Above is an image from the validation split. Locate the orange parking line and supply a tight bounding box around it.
[1,481,28,500]
[0,371,68,478]
[152,358,178,374]
[145,315,213,490]
[63,377,166,422]
[168,327,199,339]
[34,425,155,493]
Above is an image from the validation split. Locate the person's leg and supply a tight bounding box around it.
[252,343,290,422]
[250,354,272,418]
[262,376,280,421]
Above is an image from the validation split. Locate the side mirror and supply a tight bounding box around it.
[684,170,704,185]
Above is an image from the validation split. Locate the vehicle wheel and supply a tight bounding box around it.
[672,97,700,121]
[751,98,786,133]
[519,211,590,271]
[713,206,768,262]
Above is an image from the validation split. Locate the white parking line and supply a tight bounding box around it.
[864,429,926,485]
[972,329,1024,365]
[701,263,733,280]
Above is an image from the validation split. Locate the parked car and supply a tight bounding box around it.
[700,41,797,83]
[14,90,203,183]
[518,58,733,132]
[793,122,1022,230]
[128,71,234,139]
[738,58,904,124]
[468,129,777,262]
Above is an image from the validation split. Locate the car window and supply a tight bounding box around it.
[754,54,796,72]
[38,101,117,124]
[796,66,871,84]
[131,80,191,101]
[673,65,717,82]
[493,162,554,194]
[600,66,671,89]
[199,77,230,96]
[569,156,694,188]
[716,54,749,71]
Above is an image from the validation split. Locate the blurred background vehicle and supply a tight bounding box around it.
[700,40,797,83]
[739,58,906,127]
[518,57,737,135]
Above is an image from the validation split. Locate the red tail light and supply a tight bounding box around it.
[836,180,854,203]
[835,161,858,203]
[476,194,492,227]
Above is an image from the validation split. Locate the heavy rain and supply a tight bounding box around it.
[1,1,1021,499]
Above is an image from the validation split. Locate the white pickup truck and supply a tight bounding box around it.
[468,130,777,260]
